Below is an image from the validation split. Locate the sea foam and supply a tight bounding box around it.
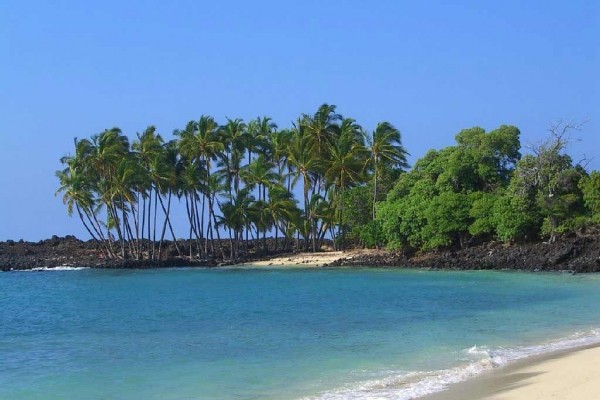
[307,328,600,400]
[26,266,90,271]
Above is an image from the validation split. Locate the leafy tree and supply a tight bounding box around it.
[360,220,385,249]
[580,171,600,223]
[510,122,587,241]
[468,192,500,238]
[340,185,372,243]
[492,191,541,242]
[422,192,472,249]
[375,125,523,250]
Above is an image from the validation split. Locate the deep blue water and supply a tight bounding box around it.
[2,268,600,399]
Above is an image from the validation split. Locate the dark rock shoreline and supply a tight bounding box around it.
[328,235,600,273]
[1,234,599,272]
[0,236,289,271]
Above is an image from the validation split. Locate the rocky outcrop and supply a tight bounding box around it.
[328,235,600,273]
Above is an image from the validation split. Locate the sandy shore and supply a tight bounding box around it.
[424,344,600,400]
[233,249,380,268]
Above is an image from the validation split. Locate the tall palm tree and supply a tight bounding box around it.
[324,118,368,248]
[176,116,224,258]
[89,128,131,258]
[219,118,248,197]
[56,157,112,257]
[301,104,341,162]
[58,137,120,257]
[271,129,294,189]
[247,117,276,165]
[132,126,164,259]
[287,123,321,248]
[367,122,409,219]
[156,139,182,259]
[178,159,206,259]
[241,155,278,202]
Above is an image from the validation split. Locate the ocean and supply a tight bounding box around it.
[2,267,600,399]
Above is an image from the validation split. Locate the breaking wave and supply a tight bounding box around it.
[306,328,600,400]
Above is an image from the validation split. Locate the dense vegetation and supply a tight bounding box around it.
[56,104,407,260]
[57,107,599,261]
[353,122,599,250]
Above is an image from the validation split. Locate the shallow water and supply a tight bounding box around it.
[2,268,600,399]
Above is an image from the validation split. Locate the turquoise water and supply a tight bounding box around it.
[2,268,600,399]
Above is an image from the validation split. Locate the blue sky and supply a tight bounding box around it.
[0,0,598,240]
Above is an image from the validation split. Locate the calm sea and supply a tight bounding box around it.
[2,267,600,399]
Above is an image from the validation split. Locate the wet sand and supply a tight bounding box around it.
[423,344,600,400]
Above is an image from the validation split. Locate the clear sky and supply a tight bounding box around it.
[0,0,598,240]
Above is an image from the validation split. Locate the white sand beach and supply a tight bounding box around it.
[424,344,600,400]
[235,249,379,267]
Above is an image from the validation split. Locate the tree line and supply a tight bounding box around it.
[56,104,408,260]
[344,121,599,251]
[57,108,599,261]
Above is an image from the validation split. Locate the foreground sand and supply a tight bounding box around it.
[425,344,600,400]
[234,249,379,267]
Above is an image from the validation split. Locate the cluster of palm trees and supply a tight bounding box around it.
[56,104,408,261]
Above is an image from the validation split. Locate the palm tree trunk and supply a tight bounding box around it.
[141,193,146,259]
[88,209,116,258]
[156,192,174,260]
[120,202,130,259]
[75,204,104,256]
[184,193,194,259]
[147,187,152,259]
[108,201,125,259]
[135,191,141,259]
[339,186,345,251]
[124,210,136,258]
[372,164,378,220]
[152,189,159,260]
[228,228,234,259]
[210,196,226,260]
[201,190,207,256]
[168,193,178,254]
[193,192,204,259]
[312,219,317,252]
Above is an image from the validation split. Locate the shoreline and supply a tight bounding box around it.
[422,343,600,400]
[1,234,598,272]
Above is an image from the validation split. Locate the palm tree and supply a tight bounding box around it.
[89,128,131,258]
[132,126,164,259]
[241,155,278,202]
[56,155,113,258]
[247,117,276,165]
[156,139,182,259]
[306,194,334,252]
[271,129,294,189]
[324,118,368,248]
[176,116,224,258]
[301,104,341,162]
[219,188,254,259]
[367,122,409,219]
[266,184,300,251]
[287,123,321,249]
[219,118,248,197]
